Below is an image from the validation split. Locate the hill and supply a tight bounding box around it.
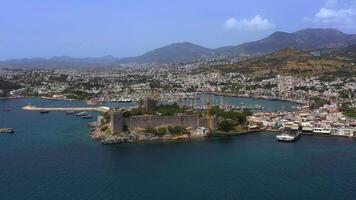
[219,48,356,77]
[214,29,356,58]
[1,28,356,67]
[119,28,356,63]
[118,42,213,64]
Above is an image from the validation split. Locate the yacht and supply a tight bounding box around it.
[276,129,300,142]
[76,111,89,116]
[82,115,93,119]
[65,110,75,115]
[0,128,14,134]
[301,122,314,132]
[40,110,49,114]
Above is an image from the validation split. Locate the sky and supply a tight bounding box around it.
[1,0,356,59]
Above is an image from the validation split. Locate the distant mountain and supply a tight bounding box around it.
[118,42,214,64]
[1,28,356,67]
[0,55,120,69]
[119,28,356,64]
[214,28,356,58]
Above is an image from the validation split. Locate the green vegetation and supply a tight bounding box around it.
[218,120,235,132]
[102,112,111,124]
[0,79,21,97]
[209,106,251,132]
[310,97,328,110]
[209,106,249,124]
[157,127,167,137]
[167,126,186,135]
[122,102,186,118]
[155,103,184,116]
[144,127,157,135]
[63,88,92,100]
[100,125,108,132]
[123,109,143,118]
[340,103,356,118]
[144,125,188,137]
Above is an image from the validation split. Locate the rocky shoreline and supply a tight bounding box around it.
[89,127,260,145]
[90,128,195,144]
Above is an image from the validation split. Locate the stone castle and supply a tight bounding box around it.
[110,112,216,134]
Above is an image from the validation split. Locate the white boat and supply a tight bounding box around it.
[0,128,14,134]
[76,111,89,116]
[276,133,300,142]
[276,128,300,142]
[82,115,92,119]
[301,122,314,132]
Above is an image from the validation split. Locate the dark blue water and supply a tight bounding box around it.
[1,98,356,200]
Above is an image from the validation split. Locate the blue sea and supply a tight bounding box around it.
[1,98,356,200]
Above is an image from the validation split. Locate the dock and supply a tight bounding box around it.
[22,105,110,113]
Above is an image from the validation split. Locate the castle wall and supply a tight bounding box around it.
[110,112,216,134]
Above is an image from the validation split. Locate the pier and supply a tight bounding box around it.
[22,105,110,113]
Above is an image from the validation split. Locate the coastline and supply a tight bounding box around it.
[0,96,24,100]
[202,92,305,105]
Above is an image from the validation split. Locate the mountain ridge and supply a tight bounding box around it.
[1,28,356,67]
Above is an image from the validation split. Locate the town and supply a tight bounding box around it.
[1,58,355,143]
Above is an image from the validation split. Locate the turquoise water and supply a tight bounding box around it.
[1,98,356,200]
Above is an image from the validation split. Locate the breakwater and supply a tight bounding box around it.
[22,105,110,113]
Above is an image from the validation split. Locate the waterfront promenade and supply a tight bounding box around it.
[22,105,110,113]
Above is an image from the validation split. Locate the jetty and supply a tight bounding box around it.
[22,105,110,113]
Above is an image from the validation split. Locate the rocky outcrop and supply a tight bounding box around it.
[90,128,195,145]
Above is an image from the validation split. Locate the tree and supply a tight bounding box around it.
[157,127,167,137]
[218,120,235,132]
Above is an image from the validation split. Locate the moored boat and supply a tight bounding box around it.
[0,128,15,134]
[276,128,300,142]
[65,110,75,114]
[76,111,89,116]
[82,115,92,119]
[40,110,49,114]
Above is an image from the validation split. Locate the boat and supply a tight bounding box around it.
[301,122,314,133]
[276,128,300,142]
[0,128,14,134]
[65,110,75,115]
[82,115,92,119]
[40,110,49,114]
[76,111,89,116]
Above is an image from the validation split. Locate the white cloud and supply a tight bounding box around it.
[305,0,356,28]
[224,18,238,30]
[317,8,355,20]
[223,15,275,31]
